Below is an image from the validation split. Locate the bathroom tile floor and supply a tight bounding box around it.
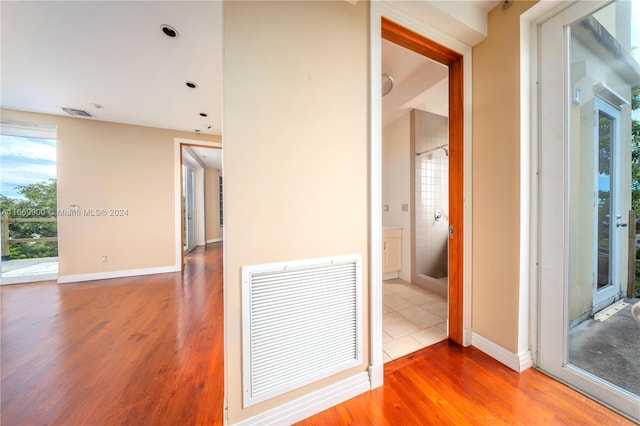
[383,278,448,362]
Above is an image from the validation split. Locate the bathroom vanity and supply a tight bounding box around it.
[382,227,402,275]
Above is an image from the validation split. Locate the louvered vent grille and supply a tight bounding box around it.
[242,254,362,407]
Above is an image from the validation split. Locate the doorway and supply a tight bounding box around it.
[380,17,465,350]
[381,38,450,360]
[176,139,223,269]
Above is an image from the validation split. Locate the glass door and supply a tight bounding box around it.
[0,124,58,285]
[594,97,622,311]
[537,0,640,421]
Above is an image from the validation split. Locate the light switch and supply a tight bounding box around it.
[401,204,409,212]
[383,204,389,212]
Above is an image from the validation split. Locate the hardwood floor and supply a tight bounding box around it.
[297,341,635,425]
[1,244,223,425]
[1,243,634,425]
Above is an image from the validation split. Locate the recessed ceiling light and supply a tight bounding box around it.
[161,25,179,38]
[186,81,197,89]
[199,113,208,117]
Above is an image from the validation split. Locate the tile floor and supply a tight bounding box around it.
[383,278,448,362]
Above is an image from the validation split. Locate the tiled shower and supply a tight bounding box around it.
[411,109,448,296]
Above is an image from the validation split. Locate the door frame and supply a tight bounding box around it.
[381,16,465,344]
[174,138,222,270]
[369,3,472,386]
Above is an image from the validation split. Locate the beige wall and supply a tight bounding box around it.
[471,1,536,352]
[1,108,218,276]
[223,1,368,422]
[204,167,222,242]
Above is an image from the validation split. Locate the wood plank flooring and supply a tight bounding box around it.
[1,244,223,425]
[297,342,635,425]
[1,242,635,425]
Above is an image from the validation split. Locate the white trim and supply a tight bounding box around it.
[207,238,223,244]
[518,5,532,359]
[562,365,640,421]
[57,265,180,284]
[372,2,474,348]
[369,4,384,389]
[232,372,371,426]
[472,332,533,373]
[174,138,222,269]
[368,363,384,388]
[520,0,580,372]
[0,120,57,139]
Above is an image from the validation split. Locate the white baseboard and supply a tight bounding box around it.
[233,372,371,426]
[57,265,181,284]
[369,363,384,388]
[207,238,223,244]
[471,332,533,373]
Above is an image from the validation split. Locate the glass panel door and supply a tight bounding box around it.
[594,98,622,310]
[538,0,640,421]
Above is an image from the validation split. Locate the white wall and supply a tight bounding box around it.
[382,112,411,282]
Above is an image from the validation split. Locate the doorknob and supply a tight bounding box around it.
[616,222,628,228]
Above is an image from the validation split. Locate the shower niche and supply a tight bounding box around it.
[411,109,449,297]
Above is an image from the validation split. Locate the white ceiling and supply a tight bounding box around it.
[1,1,498,137]
[1,1,222,135]
[382,39,448,127]
[189,145,222,170]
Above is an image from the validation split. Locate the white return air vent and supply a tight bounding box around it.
[61,107,93,118]
[242,254,362,407]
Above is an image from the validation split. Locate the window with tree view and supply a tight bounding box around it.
[0,127,58,284]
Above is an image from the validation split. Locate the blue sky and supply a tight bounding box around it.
[0,135,57,199]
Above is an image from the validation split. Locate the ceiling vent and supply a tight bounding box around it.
[61,107,93,118]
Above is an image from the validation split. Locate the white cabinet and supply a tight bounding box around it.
[382,227,402,274]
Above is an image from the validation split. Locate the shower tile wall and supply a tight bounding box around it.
[412,110,448,279]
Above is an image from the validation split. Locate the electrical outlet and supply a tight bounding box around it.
[101,256,107,263]
[402,203,409,212]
